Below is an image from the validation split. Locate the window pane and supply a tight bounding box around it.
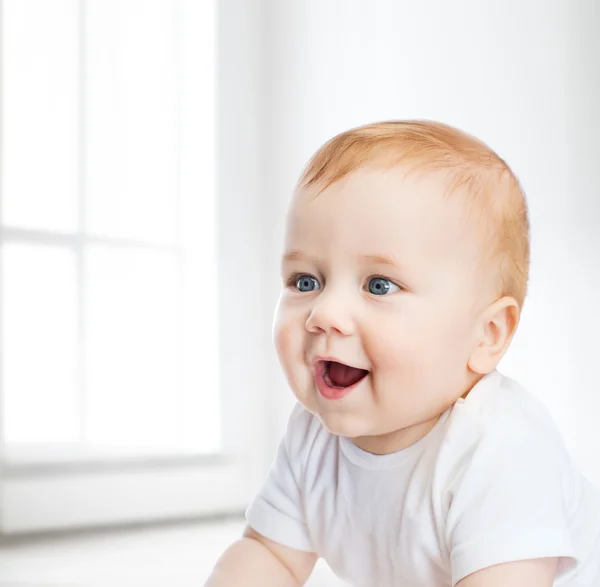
[180,252,220,453]
[85,245,182,448]
[85,0,178,243]
[1,244,79,443]
[1,0,79,232]
[179,0,220,453]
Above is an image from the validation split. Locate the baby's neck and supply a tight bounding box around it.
[352,413,443,456]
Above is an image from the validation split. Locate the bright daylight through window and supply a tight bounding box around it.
[0,0,219,463]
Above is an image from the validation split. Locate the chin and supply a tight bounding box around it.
[315,409,370,438]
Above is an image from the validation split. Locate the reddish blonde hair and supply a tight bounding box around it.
[298,120,530,309]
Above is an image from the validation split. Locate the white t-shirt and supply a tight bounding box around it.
[246,370,600,586]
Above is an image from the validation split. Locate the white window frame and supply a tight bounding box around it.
[0,0,269,535]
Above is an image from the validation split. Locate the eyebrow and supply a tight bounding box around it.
[282,251,405,269]
[361,254,404,268]
[282,251,306,263]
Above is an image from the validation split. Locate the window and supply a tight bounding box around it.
[1,0,219,459]
[0,0,263,535]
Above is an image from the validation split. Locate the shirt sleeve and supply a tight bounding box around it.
[245,403,315,552]
[445,416,578,586]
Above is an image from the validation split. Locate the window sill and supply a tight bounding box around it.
[0,454,254,536]
[3,444,230,476]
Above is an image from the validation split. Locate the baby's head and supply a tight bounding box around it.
[274,121,530,454]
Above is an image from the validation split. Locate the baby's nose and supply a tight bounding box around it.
[305,295,355,336]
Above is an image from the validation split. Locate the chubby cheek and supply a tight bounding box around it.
[273,304,310,396]
[364,313,429,377]
[363,312,451,410]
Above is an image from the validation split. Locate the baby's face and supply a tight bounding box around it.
[274,166,489,452]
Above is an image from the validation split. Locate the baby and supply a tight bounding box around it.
[205,121,600,586]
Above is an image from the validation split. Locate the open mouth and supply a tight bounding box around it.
[315,359,369,399]
[324,360,369,388]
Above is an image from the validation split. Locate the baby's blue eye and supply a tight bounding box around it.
[296,275,320,292]
[367,277,399,296]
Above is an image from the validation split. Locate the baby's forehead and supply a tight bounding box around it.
[287,166,485,272]
[293,166,477,240]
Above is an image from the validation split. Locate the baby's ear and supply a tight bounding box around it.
[467,296,520,374]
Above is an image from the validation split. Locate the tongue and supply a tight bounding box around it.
[328,362,368,387]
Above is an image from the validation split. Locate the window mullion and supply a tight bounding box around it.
[0,0,5,458]
[76,0,87,446]
[173,0,184,446]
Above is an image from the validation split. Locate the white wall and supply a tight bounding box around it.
[566,0,600,484]
[216,0,270,489]
[254,0,600,486]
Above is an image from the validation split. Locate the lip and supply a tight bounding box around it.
[312,356,369,401]
[311,355,369,370]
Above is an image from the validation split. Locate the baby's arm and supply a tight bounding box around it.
[204,526,318,587]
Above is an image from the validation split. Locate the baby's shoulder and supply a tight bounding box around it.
[441,370,573,474]
[459,371,565,440]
